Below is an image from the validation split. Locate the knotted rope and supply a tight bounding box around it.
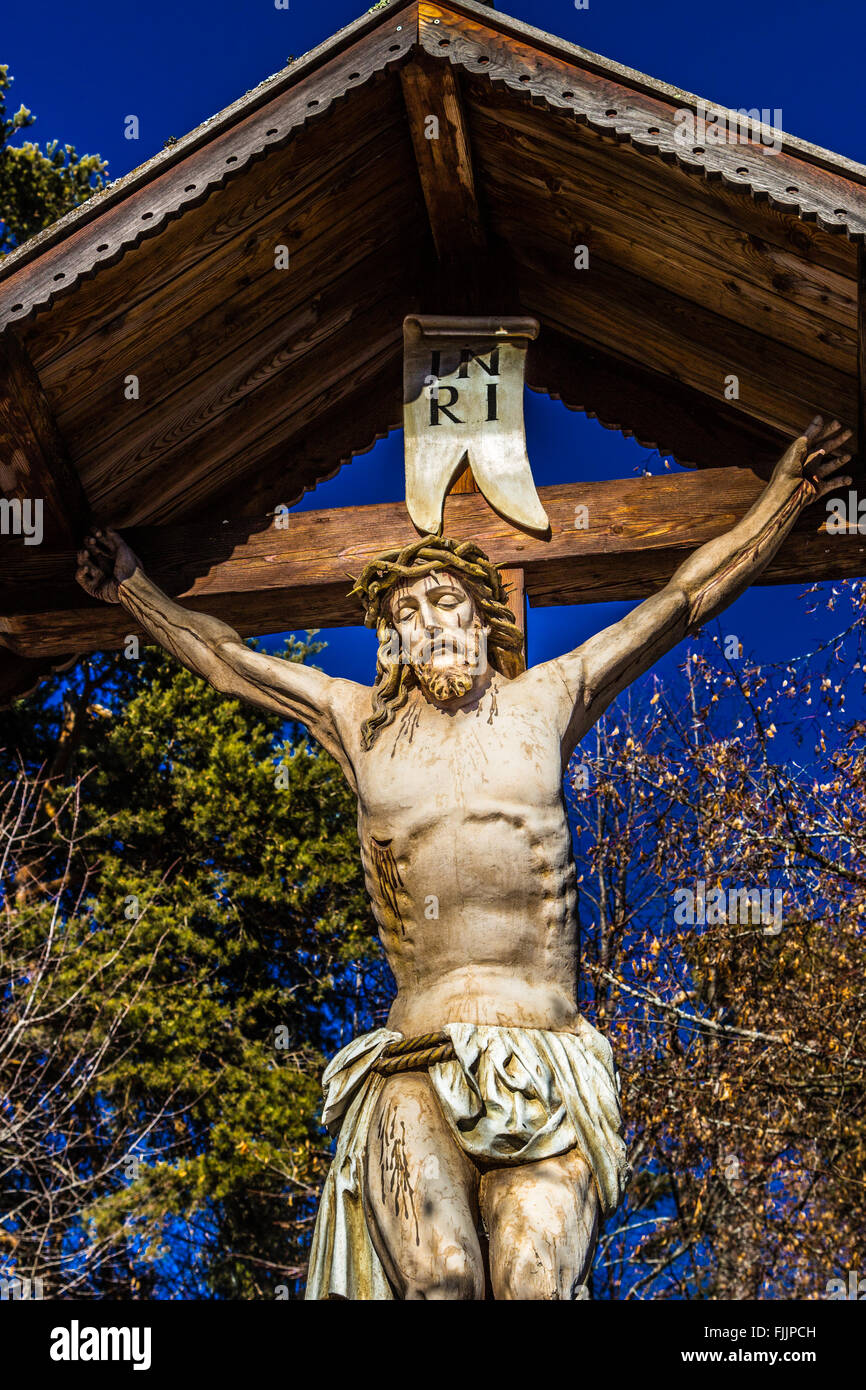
[372,1031,456,1076]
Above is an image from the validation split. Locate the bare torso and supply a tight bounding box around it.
[338,665,581,1034]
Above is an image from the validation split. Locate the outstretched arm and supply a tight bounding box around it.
[76,529,359,785]
[552,417,852,755]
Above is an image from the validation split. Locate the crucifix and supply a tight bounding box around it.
[75,315,852,1300]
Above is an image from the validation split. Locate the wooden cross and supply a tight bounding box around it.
[4,434,863,665]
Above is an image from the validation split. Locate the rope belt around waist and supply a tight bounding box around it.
[372,1031,457,1076]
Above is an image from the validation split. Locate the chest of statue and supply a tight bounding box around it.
[352,677,565,833]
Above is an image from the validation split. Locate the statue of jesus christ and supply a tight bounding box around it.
[76,416,851,1300]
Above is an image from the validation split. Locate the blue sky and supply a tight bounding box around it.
[4,0,864,686]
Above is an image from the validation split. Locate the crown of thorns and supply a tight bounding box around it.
[348,534,524,668]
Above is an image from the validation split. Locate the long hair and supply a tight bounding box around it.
[348,535,525,750]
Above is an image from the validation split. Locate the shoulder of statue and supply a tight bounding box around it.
[501,657,576,707]
[327,675,375,715]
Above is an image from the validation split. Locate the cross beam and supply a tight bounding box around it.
[3,470,864,659]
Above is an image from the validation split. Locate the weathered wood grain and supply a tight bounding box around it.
[466,87,858,292]
[4,471,864,657]
[198,348,405,524]
[2,0,859,546]
[509,235,856,436]
[525,326,786,475]
[469,108,856,375]
[86,310,409,526]
[33,94,414,417]
[0,21,418,332]
[400,58,486,258]
[68,214,424,510]
[0,330,89,544]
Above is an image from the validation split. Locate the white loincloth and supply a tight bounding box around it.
[304,1019,629,1301]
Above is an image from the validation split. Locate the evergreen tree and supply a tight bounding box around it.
[0,64,106,254]
[1,644,383,1298]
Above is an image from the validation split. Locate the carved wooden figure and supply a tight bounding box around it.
[76,411,851,1299]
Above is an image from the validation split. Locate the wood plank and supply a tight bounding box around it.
[66,204,424,505]
[85,328,403,527]
[34,96,416,428]
[0,329,89,544]
[463,80,859,282]
[439,0,866,192]
[400,58,485,259]
[199,345,404,523]
[27,83,409,375]
[0,0,417,281]
[468,89,858,314]
[74,267,419,526]
[4,470,865,657]
[470,108,857,375]
[508,235,857,436]
[489,184,854,381]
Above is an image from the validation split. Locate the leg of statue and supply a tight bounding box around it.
[480,1146,600,1300]
[365,1072,485,1300]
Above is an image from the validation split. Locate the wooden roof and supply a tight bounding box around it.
[2,0,866,700]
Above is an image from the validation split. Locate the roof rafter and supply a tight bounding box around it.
[0,9,420,334]
[525,326,787,475]
[400,56,486,259]
[1,0,866,709]
[418,0,866,233]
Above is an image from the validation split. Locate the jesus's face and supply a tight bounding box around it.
[388,571,489,705]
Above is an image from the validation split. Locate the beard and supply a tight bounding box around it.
[409,627,486,702]
[413,662,475,702]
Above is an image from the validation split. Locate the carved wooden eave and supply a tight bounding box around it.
[2,0,866,701]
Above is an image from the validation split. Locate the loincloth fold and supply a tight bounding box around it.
[305,1020,629,1301]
